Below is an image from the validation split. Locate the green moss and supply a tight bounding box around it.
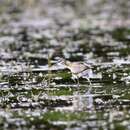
[43,111,89,121]
[114,124,126,130]
[112,28,130,41]
[47,87,73,96]
[57,71,71,80]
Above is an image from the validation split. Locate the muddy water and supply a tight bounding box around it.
[0,0,130,130]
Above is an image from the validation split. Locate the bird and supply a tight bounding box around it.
[57,58,93,87]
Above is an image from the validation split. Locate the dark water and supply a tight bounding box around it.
[0,0,130,130]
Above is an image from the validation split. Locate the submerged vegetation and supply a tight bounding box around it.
[0,0,130,130]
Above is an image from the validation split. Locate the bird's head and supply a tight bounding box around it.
[56,58,66,65]
[56,58,70,67]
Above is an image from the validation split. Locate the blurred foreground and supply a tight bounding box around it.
[0,0,130,130]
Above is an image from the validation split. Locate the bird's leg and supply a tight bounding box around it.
[77,78,80,87]
[72,77,77,85]
[85,77,92,94]
[85,77,93,110]
[72,77,79,87]
[72,74,80,87]
[86,77,92,85]
[72,74,79,86]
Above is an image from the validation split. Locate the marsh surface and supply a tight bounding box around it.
[0,0,130,130]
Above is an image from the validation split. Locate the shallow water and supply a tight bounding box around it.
[0,0,130,130]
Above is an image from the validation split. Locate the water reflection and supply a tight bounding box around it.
[0,0,130,130]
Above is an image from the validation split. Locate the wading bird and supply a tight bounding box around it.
[57,58,93,87]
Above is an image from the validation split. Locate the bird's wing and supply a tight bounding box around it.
[82,62,92,69]
[69,63,88,74]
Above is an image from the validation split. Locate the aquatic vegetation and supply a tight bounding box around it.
[0,0,130,130]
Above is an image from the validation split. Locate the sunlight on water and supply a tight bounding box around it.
[0,0,130,130]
